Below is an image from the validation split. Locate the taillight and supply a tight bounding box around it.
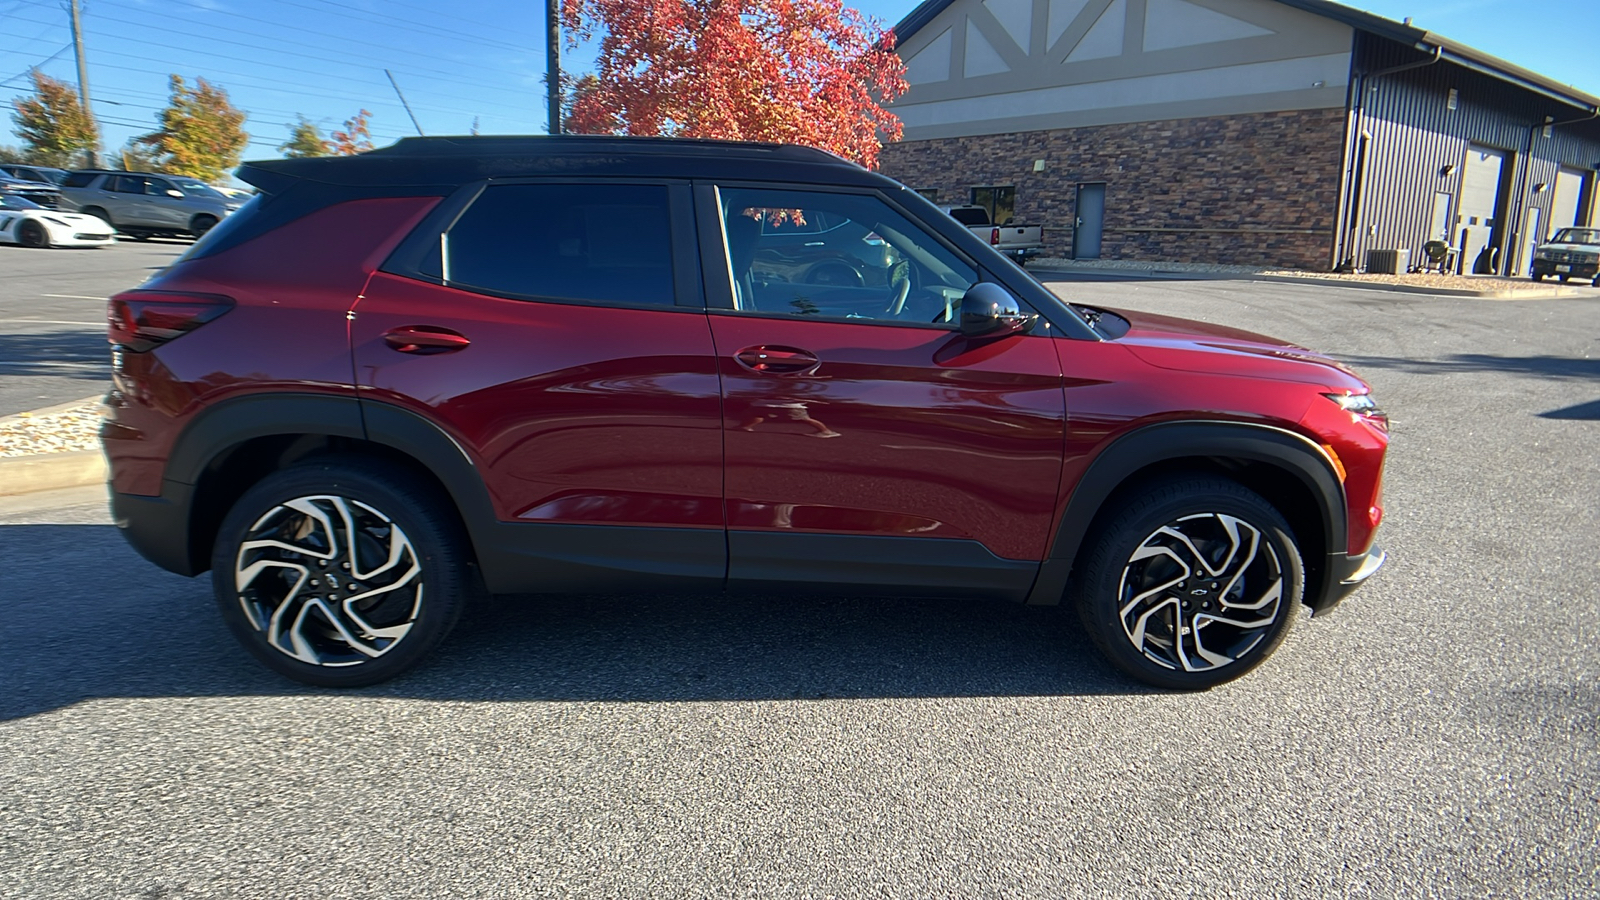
[108,291,234,352]
[990,227,1000,245]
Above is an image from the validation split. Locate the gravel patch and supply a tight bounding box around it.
[0,401,103,458]
[1032,257,1599,295]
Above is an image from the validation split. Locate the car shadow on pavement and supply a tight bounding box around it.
[0,524,1147,720]
[0,331,107,380]
[1539,399,1600,420]
[1337,352,1600,382]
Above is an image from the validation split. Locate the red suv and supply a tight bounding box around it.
[103,136,1387,690]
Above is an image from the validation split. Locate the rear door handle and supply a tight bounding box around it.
[735,345,819,374]
[383,325,471,354]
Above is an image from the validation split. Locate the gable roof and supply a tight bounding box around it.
[892,0,1599,112]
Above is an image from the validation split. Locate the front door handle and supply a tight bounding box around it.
[735,345,819,374]
[383,325,471,354]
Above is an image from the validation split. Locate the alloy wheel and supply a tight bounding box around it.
[233,494,424,667]
[1116,512,1285,673]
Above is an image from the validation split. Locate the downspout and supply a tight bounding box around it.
[1509,106,1598,273]
[1338,43,1443,269]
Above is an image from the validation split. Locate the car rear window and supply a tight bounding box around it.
[441,183,676,307]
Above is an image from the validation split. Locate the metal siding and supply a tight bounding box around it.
[1338,33,1600,274]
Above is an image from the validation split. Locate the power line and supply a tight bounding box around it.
[275,0,538,56]
[0,41,72,87]
[10,7,544,101]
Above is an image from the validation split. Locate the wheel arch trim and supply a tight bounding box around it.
[1026,420,1347,604]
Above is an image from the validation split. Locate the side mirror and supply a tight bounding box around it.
[959,282,1037,338]
[166,189,184,198]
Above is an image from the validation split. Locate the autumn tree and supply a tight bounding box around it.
[137,75,249,181]
[560,0,906,168]
[10,70,99,167]
[117,140,165,172]
[329,109,374,155]
[281,115,330,157]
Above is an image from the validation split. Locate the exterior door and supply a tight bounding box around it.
[103,175,153,227]
[1459,146,1507,273]
[350,180,726,590]
[702,184,1066,599]
[1552,167,1586,230]
[1073,183,1106,259]
[1521,206,1542,276]
[143,176,187,229]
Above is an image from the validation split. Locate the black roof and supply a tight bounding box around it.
[893,0,1598,112]
[239,135,881,192]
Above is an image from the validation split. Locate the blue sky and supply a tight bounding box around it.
[3,0,1596,169]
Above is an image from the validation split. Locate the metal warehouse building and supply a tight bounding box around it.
[880,0,1600,274]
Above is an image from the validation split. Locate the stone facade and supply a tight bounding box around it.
[879,108,1347,271]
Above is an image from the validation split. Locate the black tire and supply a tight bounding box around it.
[211,457,478,687]
[190,214,218,238]
[1530,271,1543,281]
[1071,476,1304,690]
[17,220,48,248]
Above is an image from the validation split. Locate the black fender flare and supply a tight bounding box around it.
[1025,420,1347,605]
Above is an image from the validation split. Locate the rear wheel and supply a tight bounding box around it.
[211,458,476,687]
[1072,477,1303,690]
[17,220,48,248]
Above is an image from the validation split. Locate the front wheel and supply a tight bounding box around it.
[211,458,476,687]
[17,220,49,248]
[190,214,218,238]
[1072,477,1303,690]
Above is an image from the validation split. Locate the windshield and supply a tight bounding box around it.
[1551,227,1600,246]
[172,179,227,200]
[0,195,45,210]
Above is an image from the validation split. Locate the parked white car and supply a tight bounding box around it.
[0,194,115,248]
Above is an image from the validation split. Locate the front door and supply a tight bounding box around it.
[350,180,726,591]
[1073,183,1106,259]
[702,184,1066,599]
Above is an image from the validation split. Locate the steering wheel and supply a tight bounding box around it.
[884,259,913,316]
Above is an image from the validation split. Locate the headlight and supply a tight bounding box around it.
[1579,253,1600,265]
[1323,391,1387,430]
[1535,250,1552,260]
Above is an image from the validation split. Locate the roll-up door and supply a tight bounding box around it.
[1552,168,1586,232]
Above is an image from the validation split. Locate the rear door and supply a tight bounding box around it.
[351,180,726,592]
[699,183,1066,599]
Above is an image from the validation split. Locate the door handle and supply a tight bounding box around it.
[735,345,819,374]
[383,325,471,354]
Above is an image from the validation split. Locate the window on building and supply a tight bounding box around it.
[442,183,677,307]
[970,185,1016,226]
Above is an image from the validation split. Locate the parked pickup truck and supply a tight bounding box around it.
[942,204,1044,264]
[1529,226,1600,284]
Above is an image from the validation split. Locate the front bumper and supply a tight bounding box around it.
[1310,543,1386,616]
[1532,261,1599,279]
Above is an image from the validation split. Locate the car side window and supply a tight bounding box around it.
[149,178,176,195]
[440,183,677,308]
[62,172,97,188]
[109,176,145,194]
[717,187,977,325]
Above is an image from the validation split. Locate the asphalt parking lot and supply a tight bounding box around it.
[1,252,1597,897]
[0,239,186,416]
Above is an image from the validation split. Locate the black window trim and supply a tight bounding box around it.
[380,176,707,313]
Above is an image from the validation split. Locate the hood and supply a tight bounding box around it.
[1537,242,1599,254]
[1109,307,1367,391]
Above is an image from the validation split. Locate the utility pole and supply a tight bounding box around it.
[546,0,561,135]
[69,0,98,166]
[385,69,425,136]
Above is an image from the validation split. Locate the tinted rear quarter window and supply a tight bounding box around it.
[62,172,98,188]
[444,183,676,307]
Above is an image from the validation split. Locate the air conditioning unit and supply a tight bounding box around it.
[1366,248,1409,275]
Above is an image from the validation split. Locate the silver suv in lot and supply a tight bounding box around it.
[59,170,241,239]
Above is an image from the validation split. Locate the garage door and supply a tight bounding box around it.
[1551,167,1587,232]
[1459,146,1507,274]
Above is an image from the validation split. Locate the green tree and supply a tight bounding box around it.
[329,109,373,155]
[280,115,330,157]
[137,75,249,181]
[10,70,99,167]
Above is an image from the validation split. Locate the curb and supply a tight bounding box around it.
[1030,265,1593,299]
[0,449,106,497]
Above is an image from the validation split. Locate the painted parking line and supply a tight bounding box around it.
[41,294,108,300]
[10,319,106,327]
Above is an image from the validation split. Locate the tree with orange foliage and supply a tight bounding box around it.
[560,0,906,169]
[330,109,374,156]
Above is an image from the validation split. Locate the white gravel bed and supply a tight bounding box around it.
[1032,257,1596,294]
[0,402,104,458]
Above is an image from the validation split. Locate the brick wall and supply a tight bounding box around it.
[879,108,1347,271]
